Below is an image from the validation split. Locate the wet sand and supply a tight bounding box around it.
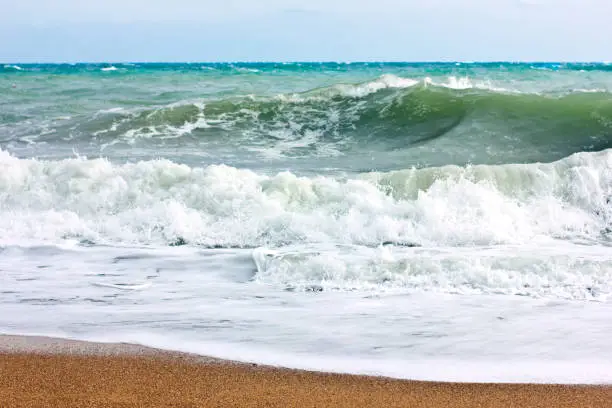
[0,335,609,407]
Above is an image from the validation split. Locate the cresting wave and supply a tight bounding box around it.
[84,75,612,146]
[53,75,612,161]
[0,149,610,298]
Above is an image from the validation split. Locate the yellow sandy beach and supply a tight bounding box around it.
[0,335,610,408]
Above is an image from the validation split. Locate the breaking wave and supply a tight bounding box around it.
[1,147,610,246]
[21,75,607,163]
[0,148,611,298]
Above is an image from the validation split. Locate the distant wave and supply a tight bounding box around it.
[2,73,611,166]
[60,74,611,160]
[3,64,23,71]
[4,62,612,74]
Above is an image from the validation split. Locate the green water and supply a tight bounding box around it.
[2,62,612,172]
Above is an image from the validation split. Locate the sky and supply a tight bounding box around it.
[1,0,610,62]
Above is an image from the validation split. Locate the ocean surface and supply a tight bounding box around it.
[1,62,611,383]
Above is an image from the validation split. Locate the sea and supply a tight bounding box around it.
[1,62,611,383]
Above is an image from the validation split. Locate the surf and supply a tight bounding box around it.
[0,147,609,248]
[5,74,608,168]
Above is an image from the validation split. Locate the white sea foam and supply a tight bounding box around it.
[424,76,516,93]
[75,332,612,384]
[99,107,125,114]
[234,67,260,73]
[4,64,23,71]
[333,74,420,97]
[0,148,609,248]
[253,244,611,299]
[92,101,211,144]
[0,148,610,298]
[324,74,517,98]
[101,66,118,72]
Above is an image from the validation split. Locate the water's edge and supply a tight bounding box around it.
[1,332,610,385]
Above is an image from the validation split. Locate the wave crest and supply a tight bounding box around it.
[46,75,608,164]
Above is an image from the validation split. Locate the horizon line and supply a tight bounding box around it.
[3,60,611,65]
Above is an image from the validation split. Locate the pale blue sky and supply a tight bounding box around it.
[1,0,610,62]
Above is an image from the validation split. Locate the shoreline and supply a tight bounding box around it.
[0,334,223,361]
[1,335,610,407]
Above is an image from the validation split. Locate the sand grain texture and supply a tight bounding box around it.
[0,336,610,408]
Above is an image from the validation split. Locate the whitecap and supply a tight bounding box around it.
[4,64,23,71]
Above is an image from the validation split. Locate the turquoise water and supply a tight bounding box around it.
[3,62,612,171]
[1,62,611,383]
